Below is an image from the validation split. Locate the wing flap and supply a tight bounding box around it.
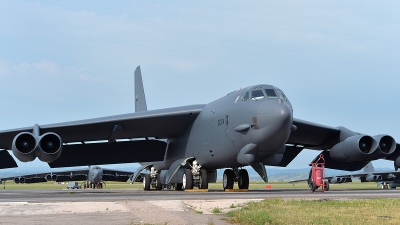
[0,150,18,169]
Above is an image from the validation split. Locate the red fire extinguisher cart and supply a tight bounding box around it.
[308,154,329,192]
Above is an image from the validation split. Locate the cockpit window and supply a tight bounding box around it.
[251,90,265,100]
[276,89,288,101]
[242,92,249,101]
[265,89,277,98]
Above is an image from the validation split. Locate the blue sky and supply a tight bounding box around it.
[0,1,399,172]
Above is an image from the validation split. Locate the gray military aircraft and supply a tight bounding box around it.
[1,166,134,189]
[290,161,400,190]
[0,66,398,191]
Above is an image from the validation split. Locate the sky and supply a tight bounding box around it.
[0,0,399,173]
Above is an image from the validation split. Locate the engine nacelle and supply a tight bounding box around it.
[12,132,37,162]
[363,135,396,161]
[329,176,345,183]
[12,131,63,163]
[14,177,25,183]
[37,133,62,163]
[330,135,377,162]
[45,174,57,181]
[366,174,382,182]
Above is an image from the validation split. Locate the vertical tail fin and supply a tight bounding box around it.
[363,162,375,172]
[134,66,147,112]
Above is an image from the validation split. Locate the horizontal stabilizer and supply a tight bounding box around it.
[0,150,18,169]
[49,140,166,168]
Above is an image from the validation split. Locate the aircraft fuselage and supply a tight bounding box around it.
[154,84,293,171]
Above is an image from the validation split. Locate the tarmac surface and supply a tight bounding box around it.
[1,188,400,225]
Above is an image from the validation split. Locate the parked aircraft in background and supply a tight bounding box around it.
[0,66,398,191]
[290,161,400,189]
[1,166,135,189]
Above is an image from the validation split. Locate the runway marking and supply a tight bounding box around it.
[0,202,28,205]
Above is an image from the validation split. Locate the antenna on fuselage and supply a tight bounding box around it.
[134,66,148,112]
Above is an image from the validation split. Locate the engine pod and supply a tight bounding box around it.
[330,135,377,162]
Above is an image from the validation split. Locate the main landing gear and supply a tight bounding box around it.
[222,168,249,190]
[182,160,208,190]
[83,181,104,189]
[143,167,162,191]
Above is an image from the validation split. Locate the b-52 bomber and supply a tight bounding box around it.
[1,166,135,189]
[0,66,398,191]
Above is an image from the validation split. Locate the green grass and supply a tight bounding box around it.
[212,207,222,214]
[227,198,400,225]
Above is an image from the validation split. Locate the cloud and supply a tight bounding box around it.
[0,60,61,78]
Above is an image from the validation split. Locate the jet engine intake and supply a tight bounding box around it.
[12,132,37,162]
[329,176,345,183]
[330,135,377,162]
[363,135,396,161]
[366,174,382,182]
[14,177,25,183]
[12,131,63,163]
[37,132,62,163]
[45,174,52,181]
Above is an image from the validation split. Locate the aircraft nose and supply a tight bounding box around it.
[257,100,293,127]
[253,100,293,152]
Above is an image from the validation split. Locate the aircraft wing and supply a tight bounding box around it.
[0,168,90,183]
[101,168,134,182]
[0,104,205,146]
[288,118,340,149]
[0,105,205,167]
[102,168,134,177]
[285,118,394,171]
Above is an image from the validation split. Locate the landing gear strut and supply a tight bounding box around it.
[182,160,208,190]
[382,182,389,190]
[223,168,249,190]
[143,167,162,191]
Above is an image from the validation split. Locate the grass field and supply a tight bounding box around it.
[226,198,400,225]
[0,180,382,190]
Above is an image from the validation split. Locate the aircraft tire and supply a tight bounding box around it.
[223,169,234,190]
[183,169,193,190]
[155,174,162,190]
[310,181,317,192]
[325,181,329,191]
[143,174,151,191]
[199,169,208,189]
[238,169,249,189]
